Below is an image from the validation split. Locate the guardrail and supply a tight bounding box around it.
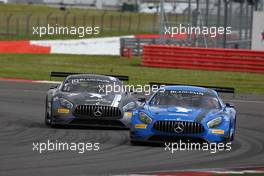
[142,45,264,73]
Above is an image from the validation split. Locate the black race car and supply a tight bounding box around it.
[45,73,136,128]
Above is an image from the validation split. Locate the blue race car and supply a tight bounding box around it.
[130,85,236,144]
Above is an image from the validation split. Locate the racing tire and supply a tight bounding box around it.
[45,97,53,127]
[224,121,234,146]
[130,132,145,145]
[231,117,237,141]
[130,132,140,145]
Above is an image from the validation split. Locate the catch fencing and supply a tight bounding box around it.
[0,0,257,49]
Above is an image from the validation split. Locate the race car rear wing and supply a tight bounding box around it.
[50,72,129,82]
[148,82,235,95]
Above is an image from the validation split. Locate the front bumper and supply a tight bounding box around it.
[51,106,132,128]
[131,119,231,143]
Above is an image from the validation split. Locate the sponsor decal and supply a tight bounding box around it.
[168,113,189,117]
[85,98,112,104]
[85,93,112,104]
[68,93,80,97]
[170,90,204,96]
[71,78,110,84]
[58,108,70,113]
[211,129,225,134]
[135,124,147,129]
[149,106,160,110]
[89,93,104,98]
[175,107,192,113]
[111,94,122,107]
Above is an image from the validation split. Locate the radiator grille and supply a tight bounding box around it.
[74,105,121,118]
[153,121,205,134]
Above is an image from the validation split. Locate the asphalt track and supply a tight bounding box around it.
[0,81,264,176]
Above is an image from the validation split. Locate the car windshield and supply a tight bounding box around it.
[149,90,221,110]
[61,78,122,93]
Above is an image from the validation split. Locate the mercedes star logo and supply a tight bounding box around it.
[93,106,103,117]
[174,122,185,133]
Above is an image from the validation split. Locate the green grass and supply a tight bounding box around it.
[0,4,187,40]
[0,54,264,95]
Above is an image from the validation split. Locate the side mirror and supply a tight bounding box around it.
[137,97,146,103]
[226,103,235,108]
[50,84,58,89]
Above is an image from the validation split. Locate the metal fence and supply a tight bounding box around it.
[0,0,261,49]
[0,11,161,38]
[160,0,257,49]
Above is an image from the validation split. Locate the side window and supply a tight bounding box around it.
[149,92,159,105]
[61,79,72,92]
[202,96,221,109]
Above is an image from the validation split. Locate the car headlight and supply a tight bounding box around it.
[59,98,73,109]
[139,112,152,124]
[207,117,222,128]
[123,102,136,111]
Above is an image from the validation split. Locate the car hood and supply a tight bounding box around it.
[60,92,123,107]
[147,105,220,122]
